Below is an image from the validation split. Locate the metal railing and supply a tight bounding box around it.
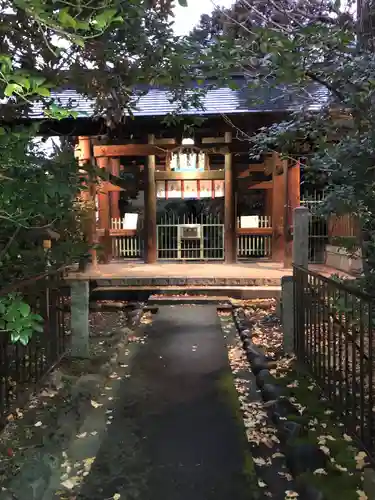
[110,214,273,261]
[294,265,375,457]
[0,269,68,427]
[157,212,224,260]
[301,191,328,264]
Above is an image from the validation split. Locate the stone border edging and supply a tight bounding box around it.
[232,306,326,500]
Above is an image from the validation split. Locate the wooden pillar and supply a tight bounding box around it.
[265,190,273,216]
[284,159,301,268]
[272,153,285,262]
[283,158,290,268]
[145,134,157,263]
[96,157,110,231]
[96,157,111,263]
[77,136,97,268]
[224,132,236,263]
[109,157,121,220]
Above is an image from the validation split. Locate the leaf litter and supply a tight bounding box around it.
[219,309,297,499]
[231,299,373,500]
[0,306,149,499]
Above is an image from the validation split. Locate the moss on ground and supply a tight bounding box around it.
[274,361,368,499]
[217,371,261,498]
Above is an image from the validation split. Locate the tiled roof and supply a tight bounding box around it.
[28,77,330,119]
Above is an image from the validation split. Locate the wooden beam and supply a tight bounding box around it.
[237,228,272,236]
[145,134,157,264]
[154,138,176,145]
[99,182,122,193]
[155,170,224,181]
[224,131,236,264]
[201,136,226,143]
[93,143,254,157]
[248,181,273,190]
[109,157,121,219]
[237,164,267,177]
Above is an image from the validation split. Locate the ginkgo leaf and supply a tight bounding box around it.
[113,494,121,500]
[91,400,103,408]
[313,468,327,475]
[357,491,368,500]
[285,491,299,499]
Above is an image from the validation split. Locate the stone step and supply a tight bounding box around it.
[91,277,281,287]
[90,286,281,301]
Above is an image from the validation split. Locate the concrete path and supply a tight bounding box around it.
[78,306,255,500]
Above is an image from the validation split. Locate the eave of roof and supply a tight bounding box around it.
[26,77,330,120]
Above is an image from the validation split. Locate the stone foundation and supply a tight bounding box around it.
[325,244,362,275]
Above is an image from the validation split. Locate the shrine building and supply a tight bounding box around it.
[31,76,333,268]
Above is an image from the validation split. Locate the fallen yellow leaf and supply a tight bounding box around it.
[90,400,103,409]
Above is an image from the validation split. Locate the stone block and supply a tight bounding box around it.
[70,280,90,358]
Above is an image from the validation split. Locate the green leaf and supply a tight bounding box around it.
[93,9,117,30]
[30,76,47,88]
[228,80,239,91]
[32,322,44,333]
[19,335,29,346]
[10,332,20,343]
[178,0,188,6]
[58,8,77,29]
[37,87,51,97]
[4,312,16,323]
[11,75,30,90]
[4,83,23,96]
[31,313,43,322]
[19,302,31,317]
[71,36,85,48]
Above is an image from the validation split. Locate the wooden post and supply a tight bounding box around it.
[109,157,121,220]
[285,159,301,268]
[77,136,97,268]
[283,158,290,268]
[265,190,273,217]
[272,153,285,262]
[96,157,111,264]
[145,134,157,263]
[96,157,110,231]
[224,131,236,263]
